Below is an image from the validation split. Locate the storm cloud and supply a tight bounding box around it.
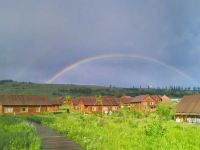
[0,0,200,87]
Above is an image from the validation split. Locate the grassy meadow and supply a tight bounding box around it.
[0,116,40,150]
[24,102,200,150]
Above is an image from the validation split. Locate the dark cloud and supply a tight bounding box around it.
[0,0,199,87]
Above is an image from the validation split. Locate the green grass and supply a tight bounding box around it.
[0,116,40,150]
[25,108,200,150]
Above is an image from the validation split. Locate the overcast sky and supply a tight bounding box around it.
[1,0,200,87]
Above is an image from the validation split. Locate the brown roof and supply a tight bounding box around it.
[0,95,61,106]
[120,96,133,104]
[151,95,162,102]
[130,95,150,103]
[79,96,119,106]
[176,95,200,115]
[71,98,80,106]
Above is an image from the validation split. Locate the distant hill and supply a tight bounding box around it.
[0,80,199,98]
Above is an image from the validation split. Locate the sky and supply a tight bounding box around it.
[0,0,200,87]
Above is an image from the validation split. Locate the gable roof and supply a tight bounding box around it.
[120,96,133,104]
[151,95,162,102]
[129,95,150,103]
[0,95,61,106]
[176,95,200,115]
[79,96,119,106]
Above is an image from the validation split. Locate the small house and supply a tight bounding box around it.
[0,95,62,115]
[176,95,200,123]
[129,95,156,112]
[79,96,119,113]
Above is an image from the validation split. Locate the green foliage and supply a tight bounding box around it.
[156,101,176,120]
[0,80,198,97]
[24,110,200,150]
[0,116,40,150]
[144,115,166,137]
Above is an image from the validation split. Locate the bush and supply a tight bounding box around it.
[156,101,175,120]
[144,115,166,137]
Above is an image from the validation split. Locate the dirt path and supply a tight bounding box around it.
[31,122,83,150]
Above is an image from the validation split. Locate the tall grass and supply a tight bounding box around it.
[0,116,40,150]
[27,108,200,150]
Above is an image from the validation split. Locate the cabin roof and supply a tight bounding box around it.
[120,96,133,104]
[129,95,150,103]
[0,95,61,106]
[151,95,162,102]
[176,95,200,115]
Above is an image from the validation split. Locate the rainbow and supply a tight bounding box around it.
[45,53,196,84]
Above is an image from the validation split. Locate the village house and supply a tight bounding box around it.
[129,95,156,112]
[176,95,200,123]
[0,95,62,115]
[78,96,119,113]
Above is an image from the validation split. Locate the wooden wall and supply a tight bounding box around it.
[1,105,60,115]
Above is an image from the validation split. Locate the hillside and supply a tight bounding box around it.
[0,80,198,98]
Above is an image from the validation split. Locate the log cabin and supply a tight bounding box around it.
[79,96,119,113]
[0,95,62,115]
[176,95,200,123]
[129,95,156,112]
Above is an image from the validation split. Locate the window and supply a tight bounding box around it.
[92,106,97,111]
[4,107,13,113]
[21,107,28,112]
[36,107,41,112]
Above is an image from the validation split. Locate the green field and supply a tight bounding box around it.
[24,103,200,150]
[0,116,40,150]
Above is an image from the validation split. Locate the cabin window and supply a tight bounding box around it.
[112,106,117,111]
[92,106,97,111]
[4,107,13,113]
[36,107,41,112]
[21,107,28,112]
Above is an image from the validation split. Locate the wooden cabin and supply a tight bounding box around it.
[129,95,156,112]
[79,96,119,113]
[176,95,200,123]
[0,95,62,115]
